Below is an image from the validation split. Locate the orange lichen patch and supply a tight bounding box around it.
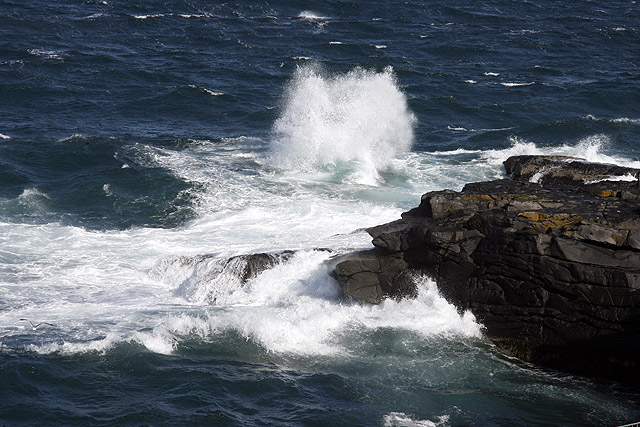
[518,212,583,230]
[599,190,620,198]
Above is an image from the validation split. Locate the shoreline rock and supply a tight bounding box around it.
[331,155,640,384]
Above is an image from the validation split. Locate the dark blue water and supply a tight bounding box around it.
[1,1,640,425]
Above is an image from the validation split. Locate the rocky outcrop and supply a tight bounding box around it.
[331,155,640,384]
[504,154,640,185]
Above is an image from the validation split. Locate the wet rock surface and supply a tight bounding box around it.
[332,155,640,384]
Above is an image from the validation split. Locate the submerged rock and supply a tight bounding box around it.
[331,155,640,384]
[154,250,297,304]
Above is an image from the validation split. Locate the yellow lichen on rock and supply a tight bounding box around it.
[599,190,620,198]
[518,212,583,230]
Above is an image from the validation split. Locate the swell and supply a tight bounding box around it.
[0,136,197,229]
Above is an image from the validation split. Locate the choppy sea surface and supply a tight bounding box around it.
[1,1,640,425]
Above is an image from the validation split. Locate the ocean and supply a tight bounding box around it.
[1,0,639,425]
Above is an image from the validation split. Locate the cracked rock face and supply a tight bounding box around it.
[331,155,640,384]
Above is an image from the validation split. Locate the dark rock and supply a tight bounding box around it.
[505,154,640,185]
[227,251,296,283]
[330,155,640,384]
[329,249,415,304]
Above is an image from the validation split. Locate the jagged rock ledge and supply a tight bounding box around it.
[331,155,640,385]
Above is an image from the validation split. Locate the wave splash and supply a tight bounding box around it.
[269,65,416,186]
[19,253,480,358]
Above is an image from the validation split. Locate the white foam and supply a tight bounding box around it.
[178,14,209,19]
[482,135,640,172]
[188,84,224,96]
[134,13,167,19]
[464,80,477,84]
[268,65,416,186]
[298,11,330,20]
[83,13,107,19]
[529,166,558,183]
[19,188,50,199]
[2,223,479,357]
[585,173,637,184]
[446,125,514,133]
[27,49,64,61]
[0,188,52,215]
[611,117,640,124]
[375,45,387,49]
[102,183,113,196]
[58,133,88,142]
[135,271,480,356]
[329,41,344,45]
[430,148,482,156]
[401,134,640,190]
[586,115,640,124]
[483,72,500,76]
[383,412,450,427]
[500,82,535,87]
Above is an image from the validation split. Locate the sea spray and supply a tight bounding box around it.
[269,65,416,185]
[481,134,640,169]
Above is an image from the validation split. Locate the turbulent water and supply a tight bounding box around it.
[1,0,640,425]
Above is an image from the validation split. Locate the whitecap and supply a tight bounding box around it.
[464,79,477,84]
[383,412,450,427]
[483,72,500,76]
[102,184,113,196]
[585,115,640,124]
[82,13,107,20]
[374,45,387,49]
[0,133,10,140]
[134,13,167,19]
[298,11,330,20]
[612,117,640,124]
[27,49,64,60]
[178,14,209,19]
[57,133,88,142]
[188,84,224,96]
[500,82,535,87]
